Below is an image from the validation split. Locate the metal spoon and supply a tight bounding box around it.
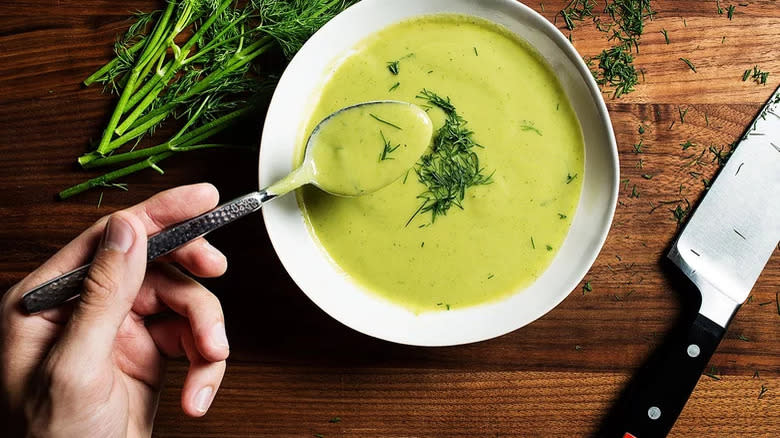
[21,101,433,313]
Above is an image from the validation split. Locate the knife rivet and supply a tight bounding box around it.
[687,344,700,358]
[648,406,662,420]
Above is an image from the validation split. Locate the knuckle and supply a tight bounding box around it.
[82,259,120,305]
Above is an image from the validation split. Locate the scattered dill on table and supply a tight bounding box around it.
[727,4,736,20]
[660,28,669,44]
[681,140,695,150]
[716,0,724,14]
[641,174,653,180]
[629,185,640,198]
[558,0,595,30]
[406,89,494,225]
[593,47,638,98]
[582,281,592,294]
[328,417,341,424]
[678,106,688,123]
[680,57,697,72]
[742,66,770,85]
[633,139,644,153]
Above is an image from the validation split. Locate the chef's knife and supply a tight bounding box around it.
[616,86,780,438]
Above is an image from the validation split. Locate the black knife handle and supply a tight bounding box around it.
[615,313,726,438]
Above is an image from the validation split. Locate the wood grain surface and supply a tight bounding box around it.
[0,0,778,436]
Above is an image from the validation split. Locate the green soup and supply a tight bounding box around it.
[298,15,585,313]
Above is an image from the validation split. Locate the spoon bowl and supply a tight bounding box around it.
[266,100,433,197]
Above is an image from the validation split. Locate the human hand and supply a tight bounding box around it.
[0,183,230,438]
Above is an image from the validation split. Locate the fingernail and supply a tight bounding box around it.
[103,216,135,253]
[211,322,229,350]
[194,386,214,414]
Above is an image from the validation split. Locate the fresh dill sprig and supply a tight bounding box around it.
[407,89,494,225]
[65,0,356,198]
[680,57,697,72]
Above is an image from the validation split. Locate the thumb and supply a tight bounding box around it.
[57,212,147,362]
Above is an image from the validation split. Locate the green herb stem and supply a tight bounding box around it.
[60,152,175,200]
[83,37,147,87]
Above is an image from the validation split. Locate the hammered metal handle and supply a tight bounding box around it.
[21,191,272,313]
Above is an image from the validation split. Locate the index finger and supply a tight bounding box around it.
[5,183,220,304]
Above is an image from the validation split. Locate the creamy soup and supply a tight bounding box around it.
[298,14,585,313]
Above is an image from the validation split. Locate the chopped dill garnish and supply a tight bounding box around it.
[709,144,734,166]
[721,36,726,44]
[387,60,400,75]
[638,125,645,134]
[758,384,769,399]
[671,200,691,226]
[681,140,695,150]
[582,281,592,294]
[520,121,543,136]
[737,333,749,342]
[660,28,669,44]
[727,4,735,19]
[558,213,568,219]
[546,245,553,251]
[629,184,640,198]
[329,417,341,423]
[717,0,724,14]
[488,273,495,279]
[378,131,400,161]
[679,106,688,123]
[389,82,400,92]
[370,113,402,130]
[566,173,578,184]
[703,366,721,381]
[636,158,644,168]
[742,66,770,85]
[680,57,697,72]
[558,0,595,30]
[641,174,653,179]
[407,89,493,225]
[473,46,479,56]
[633,139,644,153]
[531,236,536,249]
[594,47,638,98]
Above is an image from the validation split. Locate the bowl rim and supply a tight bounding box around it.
[258,0,619,346]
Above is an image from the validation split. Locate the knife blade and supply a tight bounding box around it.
[613,85,780,438]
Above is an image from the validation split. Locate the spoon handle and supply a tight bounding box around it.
[21,191,274,314]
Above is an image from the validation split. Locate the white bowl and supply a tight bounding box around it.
[259,0,618,346]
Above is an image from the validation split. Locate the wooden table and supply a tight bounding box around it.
[1,1,777,436]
